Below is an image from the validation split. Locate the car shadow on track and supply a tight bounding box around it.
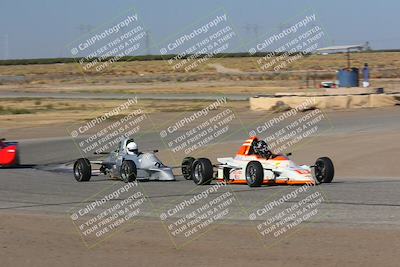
[0,164,36,169]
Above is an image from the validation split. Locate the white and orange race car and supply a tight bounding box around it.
[181,137,334,187]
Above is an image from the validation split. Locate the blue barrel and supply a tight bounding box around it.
[337,68,359,87]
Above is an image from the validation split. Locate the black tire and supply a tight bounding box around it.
[74,158,91,182]
[192,158,213,185]
[314,157,334,183]
[245,161,264,187]
[120,160,137,183]
[181,157,195,180]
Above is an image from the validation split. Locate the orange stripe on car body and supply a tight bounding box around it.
[272,156,289,161]
[216,179,315,185]
[236,136,258,156]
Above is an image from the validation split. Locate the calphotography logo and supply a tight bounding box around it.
[157,97,239,156]
[158,181,241,248]
[158,10,239,72]
[247,184,325,246]
[69,182,153,248]
[248,11,329,72]
[67,8,147,75]
[248,98,332,154]
[67,97,150,156]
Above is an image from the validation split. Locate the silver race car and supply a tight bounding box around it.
[73,138,175,182]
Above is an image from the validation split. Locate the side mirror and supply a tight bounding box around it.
[153,150,159,153]
[0,138,5,141]
[286,152,292,157]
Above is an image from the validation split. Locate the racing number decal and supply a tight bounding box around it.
[296,169,310,174]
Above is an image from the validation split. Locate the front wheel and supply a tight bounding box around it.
[192,158,213,185]
[181,157,195,180]
[245,161,264,187]
[74,158,91,182]
[120,160,137,183]
[314,157,334,183]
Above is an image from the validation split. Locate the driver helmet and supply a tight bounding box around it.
[126,141,138,155]
[254,140,269,154]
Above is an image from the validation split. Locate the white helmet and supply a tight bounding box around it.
[126,142,138,155]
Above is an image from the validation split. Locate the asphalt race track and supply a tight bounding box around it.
[1,108,400,228]
[1,167,400,228]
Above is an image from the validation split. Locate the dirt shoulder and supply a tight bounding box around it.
[0,212,399,267]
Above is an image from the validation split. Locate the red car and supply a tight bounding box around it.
[0,138,20,167]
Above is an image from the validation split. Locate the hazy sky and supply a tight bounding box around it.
[0,0,399,59]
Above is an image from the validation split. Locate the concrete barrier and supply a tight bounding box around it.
[275,87,383,96]
[348,95,370,108]
[250,94,399,111]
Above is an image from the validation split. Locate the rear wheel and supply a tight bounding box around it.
[74,158,91,182]
[245,161,264,187]
[121,160,137,183]
[192,158,213,185]
[181,157,195,180]
[314,157,334,183]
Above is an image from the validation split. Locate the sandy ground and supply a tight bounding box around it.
[2,52,400,96]
[0,98,250,130]
[1,213,399,267]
